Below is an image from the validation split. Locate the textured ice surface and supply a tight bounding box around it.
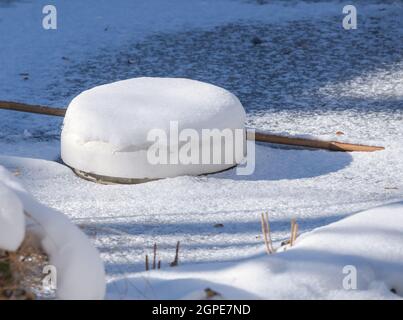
[0,0,403,299]
[1,1,402,157]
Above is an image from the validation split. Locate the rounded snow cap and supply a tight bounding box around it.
[61,77,246,183]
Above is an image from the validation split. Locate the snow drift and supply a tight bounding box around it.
[0,182,25,252]
[61,77,246,180]
[108,202,403,300]
[0,165,106,299]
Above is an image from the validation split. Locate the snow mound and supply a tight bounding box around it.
[0,182,25,252]
[0,165,106,299]
[108,202,403,300]
[61,77,246,180]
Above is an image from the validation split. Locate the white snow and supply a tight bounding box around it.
[0,165,106,300]
[1,135,402,299]
[3,153,402,299]
[61,77,246,179]
[0,179,25,252]
[63,78,245,147]
[107,202,403,300]
[1,0,403,300]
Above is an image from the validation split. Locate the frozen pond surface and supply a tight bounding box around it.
[0,0,402,296]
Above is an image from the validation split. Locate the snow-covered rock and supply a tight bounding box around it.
[61,77,246,180]
[0,182,25,252]
[0,165,106,299]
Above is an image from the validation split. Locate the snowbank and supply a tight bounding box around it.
[0,182,25,252]
[61,77,246,179]
[108,202,403,300]
[0,165,106,300]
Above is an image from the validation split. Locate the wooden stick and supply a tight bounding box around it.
[249,130,384,152]
[0,100,385,152]
[0,101,66,117]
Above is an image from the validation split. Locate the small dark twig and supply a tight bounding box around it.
[152,243,157,270]
[170,241,180,267]
[205,288,221,299]
[145,254,149,271]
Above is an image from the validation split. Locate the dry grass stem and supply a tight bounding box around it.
[145,254,149,271]
[1,231,49,300]
[290,219,299,246]
[152,243,157,270]
[170,241,180,267]
[260,213,274,254]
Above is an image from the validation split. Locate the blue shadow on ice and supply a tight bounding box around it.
[213,143,352,181]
